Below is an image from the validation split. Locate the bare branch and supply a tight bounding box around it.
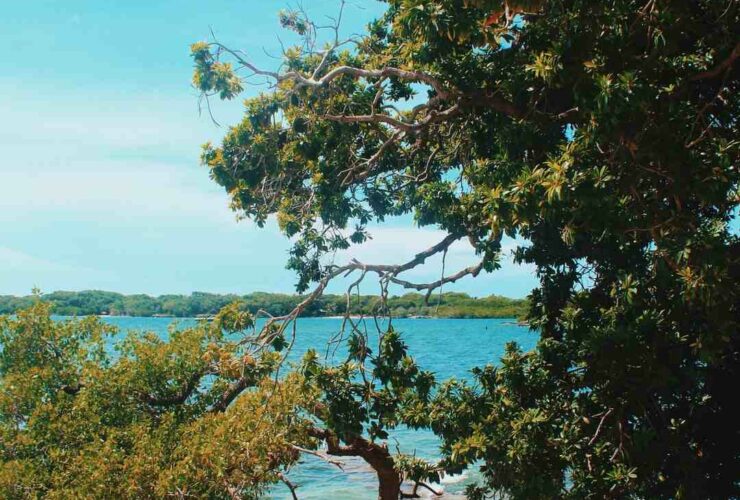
[588,408,613,446]
[417,482,443,496]
[291,444,345,470]
[293,65,451,98]
[325,103,462,133]
[278,472,299,500]
[248,233,466,345]
[390,261,485,302]
[340,129,405,185]
[311,0,346,80]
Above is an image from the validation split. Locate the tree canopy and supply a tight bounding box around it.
[190,0,739,497]
[0,300,313,498]
[0,300,451,499]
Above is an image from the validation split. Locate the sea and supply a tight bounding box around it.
[89,316,538,499]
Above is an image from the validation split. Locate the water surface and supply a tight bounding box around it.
[92,316,537,499]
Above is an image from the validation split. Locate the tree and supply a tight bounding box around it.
[0,300,313,498]
[1,300,451,499]
[191,0,739,498]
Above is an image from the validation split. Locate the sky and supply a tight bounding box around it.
[0,0,537,298]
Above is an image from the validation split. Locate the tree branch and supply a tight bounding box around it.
[141,370,205,407]
[401,481,444,498]
[307,426,398,475]
[390,260,485,303]
[278,472,299,500]
[211,376,250,413]
[291,444,345,470]
[689,42,740,82]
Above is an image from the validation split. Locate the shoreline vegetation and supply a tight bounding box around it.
[0,290,528,320]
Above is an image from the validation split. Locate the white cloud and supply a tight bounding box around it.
[2,104,176,162]
[0,246,113,295]
[0,247,66,271]
[0,160,238,225]
[0,84,244,228]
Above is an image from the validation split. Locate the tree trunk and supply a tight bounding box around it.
[377,468,402,499]
[345,435,401,500]
[308,426,402,499]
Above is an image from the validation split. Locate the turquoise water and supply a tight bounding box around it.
[93,316,538,499]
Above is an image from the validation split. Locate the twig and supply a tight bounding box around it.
[588,408,613,446]
[278,472,299,500]
[291,444,345,470]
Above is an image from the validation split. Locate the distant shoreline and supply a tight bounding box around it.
[58,313,527,322]
[1,290,529,321]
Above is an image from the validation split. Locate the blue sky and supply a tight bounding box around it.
[0,0,537,298]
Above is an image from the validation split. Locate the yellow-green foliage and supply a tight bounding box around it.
[0,301,311,499]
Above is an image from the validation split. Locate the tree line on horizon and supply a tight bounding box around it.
[0,290,528,319]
